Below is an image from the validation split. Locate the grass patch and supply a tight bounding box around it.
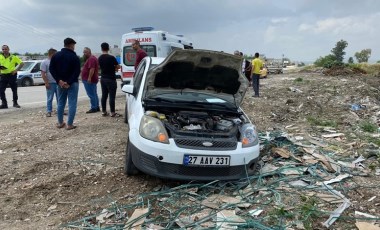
[350,63,380,74]
[294,77,303,82]
[301,65,315,71]
[349,63,380,75]
[299,196,320,230]
[367,137,380,146]
[359,120,378,133]
[268,206,294,227]
[307,116,337,127]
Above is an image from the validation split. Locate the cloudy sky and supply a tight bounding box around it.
[1,0,380,63]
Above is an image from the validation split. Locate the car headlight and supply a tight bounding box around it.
[139,115,169,144]
[240,123,258,148]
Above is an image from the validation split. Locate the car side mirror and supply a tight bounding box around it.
[122,84,136,96]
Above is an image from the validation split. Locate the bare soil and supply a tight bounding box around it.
[0,72,379,229]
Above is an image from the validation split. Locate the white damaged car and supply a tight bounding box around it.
[122,49,259,181]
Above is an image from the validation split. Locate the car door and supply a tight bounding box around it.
[127,59,147,125]
[31,62,43,85]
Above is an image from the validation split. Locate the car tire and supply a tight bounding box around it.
[124,138,139,175]
[124,102,128,124]
[22,78,33,87]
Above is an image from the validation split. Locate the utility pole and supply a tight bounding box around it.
[282,54,284,67]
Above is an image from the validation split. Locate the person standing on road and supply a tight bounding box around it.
[98,42,121,117]
[251,52,263,97]
[49,38,81,130]
[41,48,58,117]
[132,40,147,70]
[0,45,24,109]
[81,47,100,114]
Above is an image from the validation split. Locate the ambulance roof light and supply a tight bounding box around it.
[131,27,154,32]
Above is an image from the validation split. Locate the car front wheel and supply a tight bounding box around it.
[124,102,128,124]
[124,138,139,175]
[22,78,33,87]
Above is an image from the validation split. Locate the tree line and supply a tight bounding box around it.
[314,39,374,68]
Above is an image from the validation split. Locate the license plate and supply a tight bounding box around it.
[183,155,230,166]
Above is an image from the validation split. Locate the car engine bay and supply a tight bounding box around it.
[146,110,249,138]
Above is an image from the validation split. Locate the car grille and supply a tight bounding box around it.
[174,138,237,150]
[163,163,244,177]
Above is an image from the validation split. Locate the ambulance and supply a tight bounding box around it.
[120,27,193,85]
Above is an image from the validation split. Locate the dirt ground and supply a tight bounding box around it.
[0,72,379,229]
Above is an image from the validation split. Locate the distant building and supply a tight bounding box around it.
[110,45,120,57]
[19,55,46,61]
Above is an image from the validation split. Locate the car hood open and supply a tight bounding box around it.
[143,49,249,107]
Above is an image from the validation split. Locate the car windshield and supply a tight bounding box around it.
[19,62,35,71]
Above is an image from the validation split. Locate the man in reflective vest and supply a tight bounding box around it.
[0,45,24,109]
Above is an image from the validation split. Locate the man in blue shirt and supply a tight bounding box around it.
[50,38,81,130]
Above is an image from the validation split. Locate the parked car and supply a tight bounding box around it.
[17,60,44,87]
[121,49,260,181]
[260,64,268,78]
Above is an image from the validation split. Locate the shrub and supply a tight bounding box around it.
[314,55,339,68]
[360,120,378,133]
[307,116,337,127]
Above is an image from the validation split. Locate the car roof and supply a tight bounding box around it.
[24,60,43,63]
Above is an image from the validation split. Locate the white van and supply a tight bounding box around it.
[17,60,44,87]
[120,27,193,85]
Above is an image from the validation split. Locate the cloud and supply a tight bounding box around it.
[271,18,289,24]
[298,14,379,35]
[1,0,380,62]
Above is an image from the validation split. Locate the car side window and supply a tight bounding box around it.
[32,63,41,73]
[133,60,146,94]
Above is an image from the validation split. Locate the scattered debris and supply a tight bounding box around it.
[289,86,303,93]
[249,209,264,217]
[124,208,149,229]
[355,211,378,219]
[216,210,245,229]
[63,131,379,229]
[323,66,367,76]
[368,196,377,202]
[355,222,380,230]
[316,173,352,186]
[322,133,345,138]
[272,147,291,158]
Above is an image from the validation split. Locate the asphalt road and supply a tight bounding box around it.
[0,81,124,113]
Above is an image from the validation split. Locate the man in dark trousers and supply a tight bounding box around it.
[98,42,121,117]
[0,45,24,109]
[49,38,81,130]
[251,52,263,97]
[132,40,147,70]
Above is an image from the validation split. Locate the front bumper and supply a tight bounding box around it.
[129,141,259,181]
